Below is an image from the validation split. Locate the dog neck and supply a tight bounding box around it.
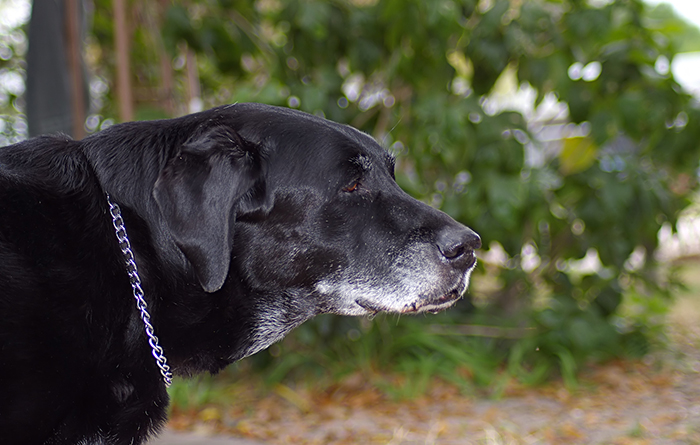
[81,120,194,275]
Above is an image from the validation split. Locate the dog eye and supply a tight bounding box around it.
[343,181,360,193]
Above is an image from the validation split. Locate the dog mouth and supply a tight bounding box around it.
[355,289,462,315]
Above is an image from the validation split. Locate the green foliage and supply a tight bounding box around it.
[168,374,225,412]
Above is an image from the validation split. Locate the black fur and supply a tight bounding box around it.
[0,103,480,444]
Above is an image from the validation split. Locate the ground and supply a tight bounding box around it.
[153,266,700,445]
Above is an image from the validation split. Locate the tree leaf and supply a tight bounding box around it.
[559,137,598,175]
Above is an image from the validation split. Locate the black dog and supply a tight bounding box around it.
[0,103,480,444]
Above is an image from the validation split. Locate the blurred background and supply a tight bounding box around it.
[1,0,700,443]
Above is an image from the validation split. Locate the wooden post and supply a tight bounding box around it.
[114,0,134,122]
[65,0,85,138]
[158,0,175,116]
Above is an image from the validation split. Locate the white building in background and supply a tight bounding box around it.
[673,53,700,99]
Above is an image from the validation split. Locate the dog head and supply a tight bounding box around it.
[154,103,480,317]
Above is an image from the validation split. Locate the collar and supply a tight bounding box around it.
[106,194,173,387]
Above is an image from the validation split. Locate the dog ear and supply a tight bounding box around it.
[153,127,259,293]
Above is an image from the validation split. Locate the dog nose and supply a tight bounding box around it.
[436,225,481,261]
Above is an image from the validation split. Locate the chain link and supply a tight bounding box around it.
[106,194,173,388]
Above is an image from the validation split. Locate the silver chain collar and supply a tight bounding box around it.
[106,194,173,388]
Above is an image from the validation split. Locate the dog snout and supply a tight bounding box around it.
[436,225,481,264]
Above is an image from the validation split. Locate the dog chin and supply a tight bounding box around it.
[355,265,475,315]
[355,290,462,315]
[318,262,475,317]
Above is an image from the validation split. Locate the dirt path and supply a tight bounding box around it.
[149,429,265,444]
[161,324,699,444]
